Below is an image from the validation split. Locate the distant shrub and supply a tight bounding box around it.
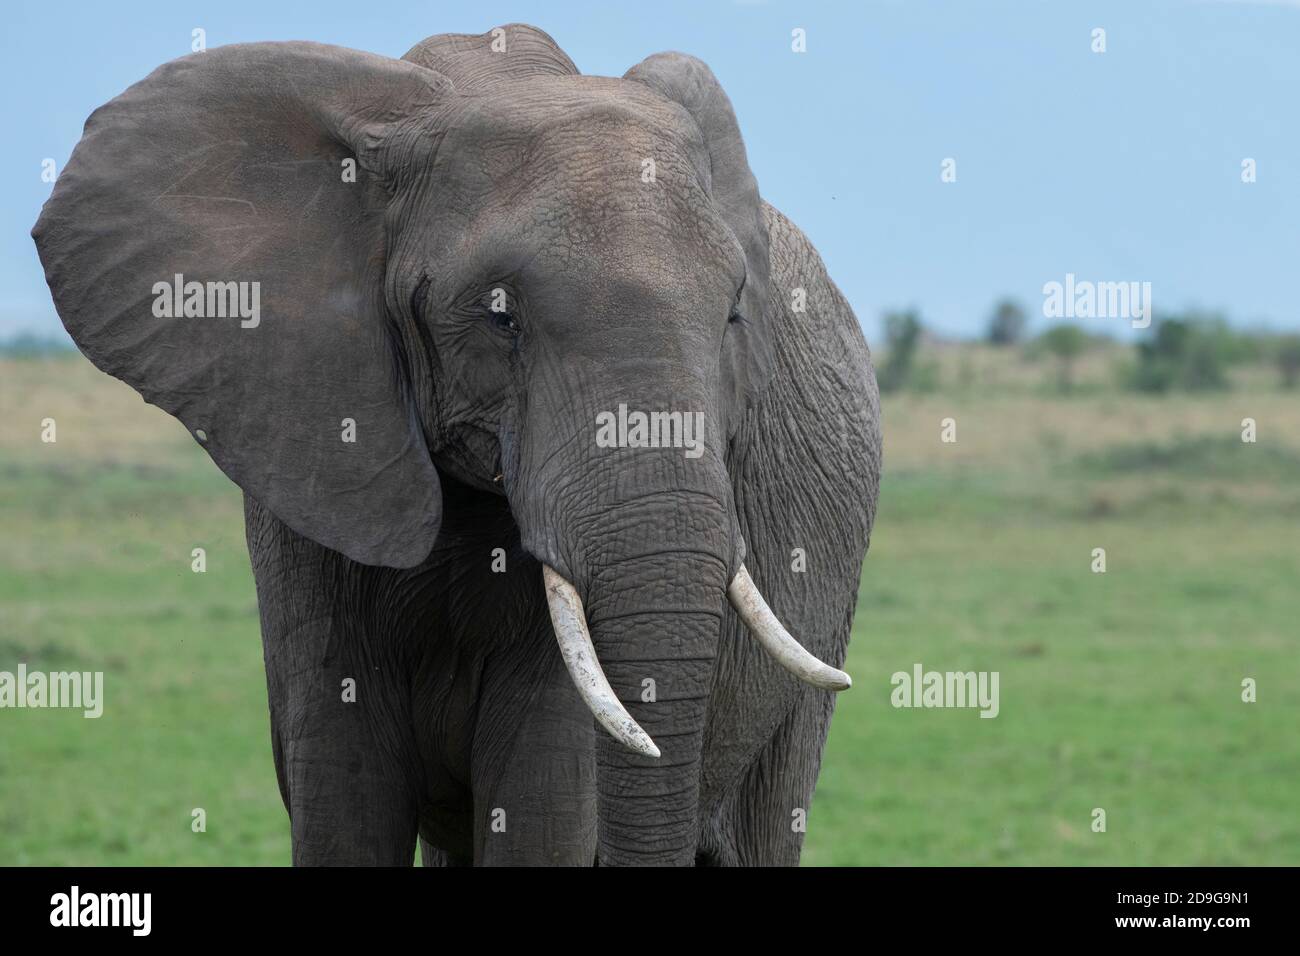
[1276,334,1300,389]
[878,310,923,393]
[1127,316,1243,393]
[985,299,1027,346]
[1038,323,1088,393]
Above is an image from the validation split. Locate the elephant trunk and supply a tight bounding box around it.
[567,494,729,866]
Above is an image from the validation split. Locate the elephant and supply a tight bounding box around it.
[32,23,881,866]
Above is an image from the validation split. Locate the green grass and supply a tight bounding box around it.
[1074,434,1300,481]
[804,496,1299,865]
[803,409,1300,865]
[2,356,1298,865]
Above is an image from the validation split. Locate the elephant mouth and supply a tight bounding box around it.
[428,429,509,497]
[541,563,851,757]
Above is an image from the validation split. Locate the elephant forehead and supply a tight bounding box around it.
[439,78,714,196]
[437,175,746,308]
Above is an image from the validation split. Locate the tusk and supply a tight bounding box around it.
[727,565,852,691]
[542,565,661,758]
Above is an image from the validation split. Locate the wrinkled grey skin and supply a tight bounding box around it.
[33,24,880,865]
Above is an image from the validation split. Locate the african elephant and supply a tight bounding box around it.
[32,23,881,866]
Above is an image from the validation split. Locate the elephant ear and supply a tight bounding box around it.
[32,42,452,568]
[402,23,578,90]
[623,52,774,430]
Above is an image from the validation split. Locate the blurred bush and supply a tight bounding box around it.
[1127,315,1245,393]
[1275,334,1300,389]
[986,298,1028,346]
[1037,323,1089,393]
[878,309,924,393]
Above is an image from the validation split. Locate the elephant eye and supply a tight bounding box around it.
[490,309,520,336]
[728,291,746,326]
[728,274,747,325]
[455,284,523,338]
[479,286,520,337]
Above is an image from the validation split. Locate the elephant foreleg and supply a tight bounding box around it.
[468,613,599,866]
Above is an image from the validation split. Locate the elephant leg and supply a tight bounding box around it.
[261,612,422,865]
[281,724,420,866]
[250,498,422,865]
[271,638,421,865]
[703,684,838,866]
[468,612,598,866]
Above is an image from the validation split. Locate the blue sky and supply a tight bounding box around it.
[3,0,1297,342]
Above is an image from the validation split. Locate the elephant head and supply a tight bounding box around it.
[33,24,848,865]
